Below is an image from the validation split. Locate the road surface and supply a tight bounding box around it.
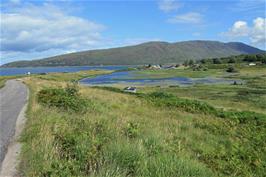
[0,80,28,169]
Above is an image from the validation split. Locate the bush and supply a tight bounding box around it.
[146,92,218,115]
[226,66,238,73]
[37,84,88,113]
[65,83,79,96]
[228,58,236,63]
[213,58,222,64]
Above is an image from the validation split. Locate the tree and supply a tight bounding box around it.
[256,54,266,63]
[183,60,189,66]
[213,58,222,64]
[244,55,257,62]
[188,59,194,65]
[226,66,238,73]
[228,58,236,63]
[200,59,207,64]
[261,57,266,64]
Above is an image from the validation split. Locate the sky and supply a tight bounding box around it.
[0,0,265,64]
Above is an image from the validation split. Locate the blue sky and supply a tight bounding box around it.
[1,0,265,64]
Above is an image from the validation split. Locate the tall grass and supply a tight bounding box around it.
[20,73,266,177]
[142,92,266,123]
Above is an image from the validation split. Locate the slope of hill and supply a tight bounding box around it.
[2,40,264,67]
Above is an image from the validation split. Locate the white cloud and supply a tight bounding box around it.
[226,21,249,37]
[251,17,266,45]
[0,3,105,54]
[168,12,203,24]
[223,17,266,46]
[158,0,182,12]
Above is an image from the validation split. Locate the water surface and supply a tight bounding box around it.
[0,66,129,76]
[80,71,241,86]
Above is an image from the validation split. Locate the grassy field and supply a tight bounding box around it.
[13,63,266,177]
[1,63,264,176]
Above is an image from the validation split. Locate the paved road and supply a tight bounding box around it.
[0,80,28,167]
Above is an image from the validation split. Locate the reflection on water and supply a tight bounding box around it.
[80,71,241,86]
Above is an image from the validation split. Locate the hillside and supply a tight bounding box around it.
[2,40,264,67]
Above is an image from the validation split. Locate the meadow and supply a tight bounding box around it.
[1,58,265,176]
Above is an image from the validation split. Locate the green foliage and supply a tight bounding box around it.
[200,59,207,64]
[124,122,139,138]
[104,142,143,176]
[37,84,88,113]
[193,119,266,176]
[200,53,266,65]
[213,58,222,64]
[226,66,238,73]
[144,92,218,115]
[228,58,236,63]
[189,59,194,65]
[192,64,208,71]
[143,92,266,123]
[20,65,266,177]
[92,86,123,93]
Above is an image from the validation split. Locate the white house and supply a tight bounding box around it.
[249,63,256,66]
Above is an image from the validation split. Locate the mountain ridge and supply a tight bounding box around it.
[2,40,265,67]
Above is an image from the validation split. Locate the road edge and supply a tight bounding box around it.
[0,80,29,177]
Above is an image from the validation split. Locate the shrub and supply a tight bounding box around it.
[65,83,79,96]
[213,58,222,64]
[228,58,236,63]
[226,66,238,73]
[145,92,218,115]
[37,84,88,113]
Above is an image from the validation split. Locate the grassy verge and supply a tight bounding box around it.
[20,67,266,176]
[0,75,24,88]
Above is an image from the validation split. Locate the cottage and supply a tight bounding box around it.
[123,87,137,93]
[249,63,256,66]
[145,64,161,70]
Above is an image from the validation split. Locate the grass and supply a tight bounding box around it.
[35,70,113,82]
[135,68,224,79]
[140,84,266,114]
[0,75,24,88]
[20,79,217,176]
[138,65,266,114]
[19,64,266,177]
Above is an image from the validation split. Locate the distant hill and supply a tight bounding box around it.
[2,40,264,67]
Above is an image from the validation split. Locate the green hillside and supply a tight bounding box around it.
[2,40,264,67]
